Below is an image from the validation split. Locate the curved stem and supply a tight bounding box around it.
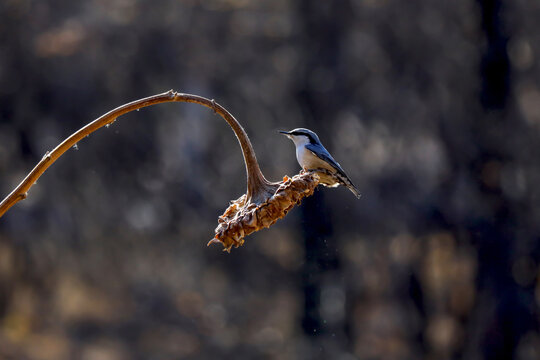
[172,93,276,203]
[0,90,274,218]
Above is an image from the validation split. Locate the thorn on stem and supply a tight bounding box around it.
[20,192,27,200]
[211,99,217,114]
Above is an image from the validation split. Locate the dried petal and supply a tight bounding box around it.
[211,172,320,251]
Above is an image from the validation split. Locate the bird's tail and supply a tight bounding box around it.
[335,172,361,199]
[347,183,361,199]
[312,168,361,199]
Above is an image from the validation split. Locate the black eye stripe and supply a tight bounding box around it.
[291,131,316,143]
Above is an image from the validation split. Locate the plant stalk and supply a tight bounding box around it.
[0,90,275,218]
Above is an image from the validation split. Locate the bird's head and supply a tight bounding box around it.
[279,128,321,146]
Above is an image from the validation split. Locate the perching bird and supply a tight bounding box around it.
[280,128,360,198]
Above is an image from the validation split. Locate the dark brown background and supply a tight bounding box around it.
[0,0,539,359]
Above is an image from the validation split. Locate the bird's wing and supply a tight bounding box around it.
[306,143,361,198]
[305,143,347,175]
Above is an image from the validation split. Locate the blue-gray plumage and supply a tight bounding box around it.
[279,128,360,198]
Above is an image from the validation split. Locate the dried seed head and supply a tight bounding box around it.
[210,171,320,252]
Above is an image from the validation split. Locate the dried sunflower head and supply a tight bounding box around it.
[209,171,320,252]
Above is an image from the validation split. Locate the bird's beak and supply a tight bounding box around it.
[279,130,292,139]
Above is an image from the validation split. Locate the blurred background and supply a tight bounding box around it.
[0,0,539,359]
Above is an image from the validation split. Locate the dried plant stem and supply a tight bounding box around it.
[0,90,275,218]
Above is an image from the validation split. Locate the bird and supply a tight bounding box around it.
[279,128,360,198]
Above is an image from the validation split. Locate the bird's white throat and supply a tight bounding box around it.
[290,135,311,147]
